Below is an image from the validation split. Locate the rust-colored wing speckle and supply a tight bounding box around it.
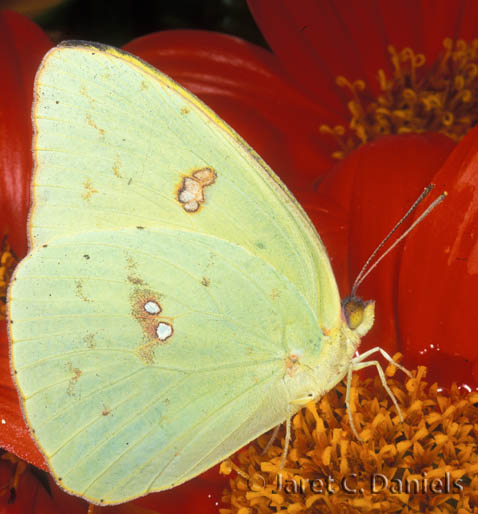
[130,287,174,364]
[82,179,98,202]
[176,167,217,213]
[66,363,82,396]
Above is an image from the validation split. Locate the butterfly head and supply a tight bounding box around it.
[341,296,375,338]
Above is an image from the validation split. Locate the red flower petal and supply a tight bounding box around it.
[0,456,87,514]
[124,30,338,189]
[0,323,46,470]
[0,10,52,257]
[294,188,348,291]
[133,466,225,514]
[248,0,388,111]
[399,126,478,388]
[314,133,456,359]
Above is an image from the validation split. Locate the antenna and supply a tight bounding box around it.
[350,185,447,297]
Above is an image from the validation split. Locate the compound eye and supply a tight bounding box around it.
[342,296,365,330]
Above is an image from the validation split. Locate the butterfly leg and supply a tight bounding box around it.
[281,414,291,469]
[345,363,362,440]
[261,424,280,455]
[277,387,294,468]
[346,348,412,440]
[352,346,412,377]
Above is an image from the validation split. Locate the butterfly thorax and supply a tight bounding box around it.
[284,296,375,407]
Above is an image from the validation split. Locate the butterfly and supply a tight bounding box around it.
[8,41,412,505]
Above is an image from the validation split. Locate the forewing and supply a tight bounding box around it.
[31,42,340,328]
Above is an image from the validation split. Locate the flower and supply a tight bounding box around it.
[248,0,478,159]
[309,129,478,391]
[221,359,478,513]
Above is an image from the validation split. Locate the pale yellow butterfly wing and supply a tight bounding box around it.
[8,41,348,505]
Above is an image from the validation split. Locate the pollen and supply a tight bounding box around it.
[220,355,478,513]
[0,237,17,320]
[320,39,478,159]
